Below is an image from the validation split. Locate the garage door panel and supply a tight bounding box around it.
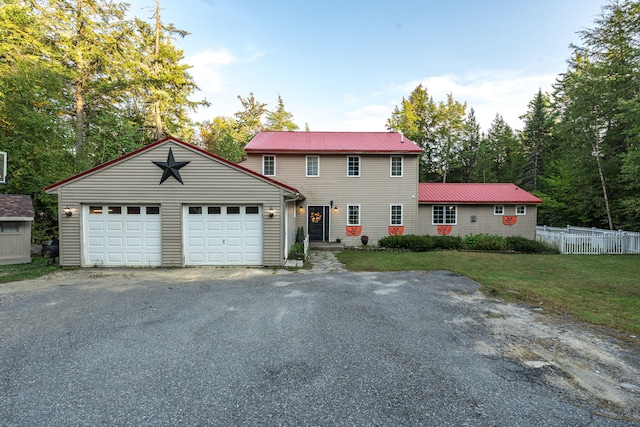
[83,205,161,267]
[126,253,142,263]
[207,221,223,231]
[225,221,242,232]
[107,221,123,231]
[126,221,143,231]
[226,237,242,248]
[184,205,263,266]
[145,221,160,232]
[207,237,223,247]
[188,221,204,231]
[88,237,104,246]
[107,252,123,263]
[88,221,104,231]
[107,237,124,247]
[127,237,142,247]
[207,253,223,263]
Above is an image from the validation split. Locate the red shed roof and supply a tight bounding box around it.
[245,131,422,154]
[45,137,302,196]
[418,183,542,204]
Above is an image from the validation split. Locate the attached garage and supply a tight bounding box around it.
[45,137,303,268]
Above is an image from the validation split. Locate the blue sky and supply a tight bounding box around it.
[127,0,607,133]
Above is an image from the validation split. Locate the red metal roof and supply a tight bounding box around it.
[418,183,542,204]
[245,131,422,153]
[45,137,302,195]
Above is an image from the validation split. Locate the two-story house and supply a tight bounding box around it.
[45,132,541,268]
[240,131,422,246]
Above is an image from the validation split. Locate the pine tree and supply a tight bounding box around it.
[264,94,299,131]
[520,90,555,191]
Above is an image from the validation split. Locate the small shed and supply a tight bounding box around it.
[0,194,35,265]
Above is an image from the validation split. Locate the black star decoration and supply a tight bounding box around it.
[152,148,190,184]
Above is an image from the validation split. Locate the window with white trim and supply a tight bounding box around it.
[516,205,526,215]
[432,205,457,225]
[494,205,504,215]
[347,156,360,177]
[390,204,403,225]
[263,155,275,176]
[347,204,360,225]
[306,156,319,177]
[390,156,403,177]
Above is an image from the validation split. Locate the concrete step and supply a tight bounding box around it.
[309,242,344,251]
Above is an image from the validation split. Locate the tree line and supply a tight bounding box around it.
[1,0,639,241]
[386,1,640,231]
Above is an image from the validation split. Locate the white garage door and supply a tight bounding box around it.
[184,205,263,266]
[83,205,162,267]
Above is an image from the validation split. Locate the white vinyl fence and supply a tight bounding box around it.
[536,225,640,255]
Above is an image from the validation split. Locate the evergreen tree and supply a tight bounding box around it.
[520,90,555,192]
[235,92,268,143]
[458,108,482,182]
[433,94,467,182]
[386,84,438,181]
[264,94,299,131]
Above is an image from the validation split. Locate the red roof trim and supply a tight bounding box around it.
[45,137,301,195]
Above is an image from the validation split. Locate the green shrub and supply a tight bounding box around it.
[378,234,435,251]
[462,234,507,251]
[288,242,306,260]
[433,235,463,250]
[505,236,559,253]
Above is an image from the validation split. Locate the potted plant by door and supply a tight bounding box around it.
[360,235,369,246]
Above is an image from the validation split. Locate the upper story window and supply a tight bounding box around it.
[390,204,403,226]
[494,205,504,215]
[516,205,526,215]
[347,156,360,177]
[390,156,403,177]
[306,156,319,177]
[432,205,457,225]
[347,204,361,226]
[263,155,275,176]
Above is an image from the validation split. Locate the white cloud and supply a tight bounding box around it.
[401,72,559,131]
[188,49,237,92]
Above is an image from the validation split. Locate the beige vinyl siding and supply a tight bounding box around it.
[51,142,290,267]
[244,153,420,245]
[0,220,32,265]
[418,204,538,239]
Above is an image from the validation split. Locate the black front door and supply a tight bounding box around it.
[308,206,329,241]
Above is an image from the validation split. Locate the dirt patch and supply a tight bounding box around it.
[447,289,640,422]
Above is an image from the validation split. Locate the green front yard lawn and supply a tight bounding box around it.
[336,250,640,336]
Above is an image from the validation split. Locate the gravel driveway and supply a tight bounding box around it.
[1,267,638,426]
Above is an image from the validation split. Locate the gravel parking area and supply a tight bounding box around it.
[0,267,638,426]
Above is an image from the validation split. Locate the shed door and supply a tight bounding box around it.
[83,205,162,267]
[183,205,263,265]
